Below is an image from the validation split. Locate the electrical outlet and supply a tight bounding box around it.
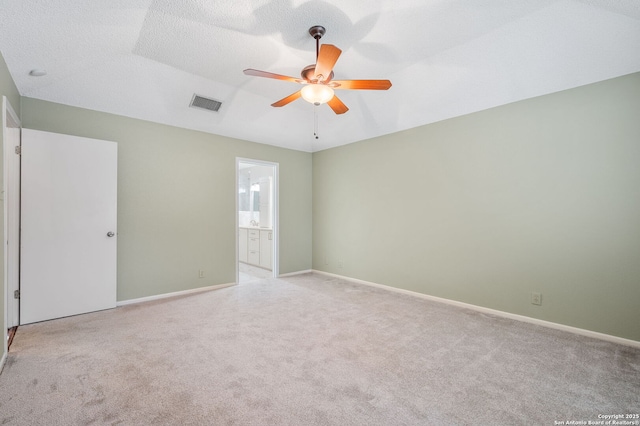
[338,260,344,269]
[531,292,542,306]
[199,270,205,278]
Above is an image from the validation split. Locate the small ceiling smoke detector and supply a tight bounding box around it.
[29,69,47,76]
[189,94,222,112]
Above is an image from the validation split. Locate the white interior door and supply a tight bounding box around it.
[20,129,117,325]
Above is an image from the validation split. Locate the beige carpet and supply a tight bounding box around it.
[1,273,639,425]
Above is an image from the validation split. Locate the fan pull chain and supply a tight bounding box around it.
[313,106,319,139]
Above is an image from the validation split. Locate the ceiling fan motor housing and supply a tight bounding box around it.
[301,64,334,83]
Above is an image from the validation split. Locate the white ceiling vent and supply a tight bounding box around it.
[190,94,222,112]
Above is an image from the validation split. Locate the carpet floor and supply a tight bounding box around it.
[1,273,638,425]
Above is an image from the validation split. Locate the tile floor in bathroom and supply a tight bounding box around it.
[239,262,273,283]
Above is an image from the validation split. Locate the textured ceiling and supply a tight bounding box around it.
[1,1,639,152]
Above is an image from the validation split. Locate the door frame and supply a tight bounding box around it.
[235,158,279,283]
[3,96,21,348]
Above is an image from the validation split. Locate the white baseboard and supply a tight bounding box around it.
[0,350,7,374]
[116,282,236,307]
[312,270,640,349]
[278,269,313,278]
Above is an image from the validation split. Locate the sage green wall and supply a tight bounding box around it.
[0,54,20,118]
[1,50,21,363]
[21,98,312,301]
[313,72,640,341]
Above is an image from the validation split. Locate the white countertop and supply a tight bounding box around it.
[239,226,272,231]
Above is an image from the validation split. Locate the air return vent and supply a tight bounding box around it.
[190,94,222,112]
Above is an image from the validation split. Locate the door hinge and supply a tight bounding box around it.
[14,289,20,299]
[15,146,21,155]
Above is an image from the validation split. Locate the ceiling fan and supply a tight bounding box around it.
[243,26,392,114]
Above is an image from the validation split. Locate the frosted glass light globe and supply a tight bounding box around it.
[301,84,334,105]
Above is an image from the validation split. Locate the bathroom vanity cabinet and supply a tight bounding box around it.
[239,227,272,270]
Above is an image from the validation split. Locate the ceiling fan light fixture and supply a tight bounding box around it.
[301,84,334,105]
[244,26,390,115]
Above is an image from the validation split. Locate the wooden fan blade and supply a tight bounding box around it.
[313,44,342,82]
[331,80,392,90]
[243,69,303,83]
[327,95,349,115]
[271,91,302,107]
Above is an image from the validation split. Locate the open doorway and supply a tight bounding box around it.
[236,159,278,283]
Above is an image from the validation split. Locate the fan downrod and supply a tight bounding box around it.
[302,26,334,82]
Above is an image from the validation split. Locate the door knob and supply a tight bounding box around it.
[107,232,115,237]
